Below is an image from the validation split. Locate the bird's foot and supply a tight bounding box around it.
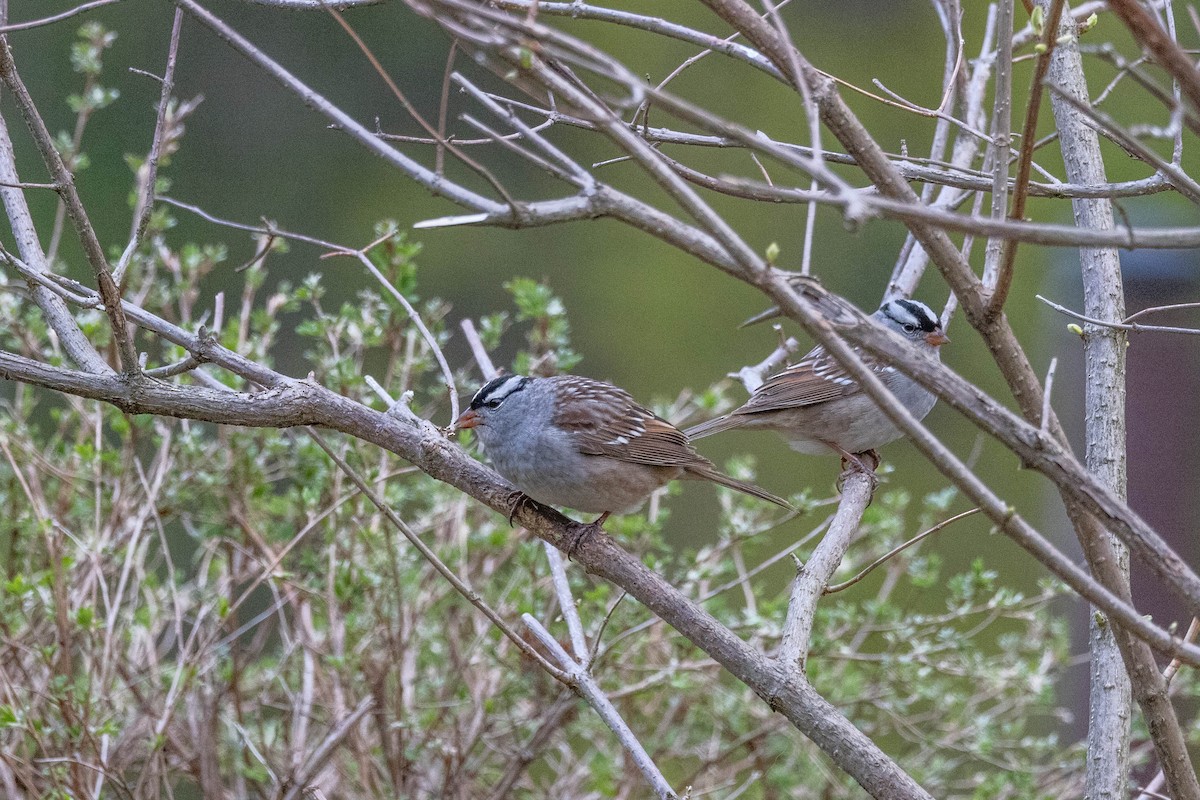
[565,511,610,560]
[835,449,880,493]
[505,490,535,526]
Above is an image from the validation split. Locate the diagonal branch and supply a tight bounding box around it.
[0,342,936,798]
[114,8,185,286]
[1108,0,1200,117]
[777,468,874,672]
[0,38,138,373]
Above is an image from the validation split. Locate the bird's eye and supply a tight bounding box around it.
[903,324,917,333]
[484,400,501,408]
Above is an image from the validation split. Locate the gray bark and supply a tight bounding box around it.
[1042,13,1132,799]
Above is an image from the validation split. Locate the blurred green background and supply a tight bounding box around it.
[10,0,1200,702]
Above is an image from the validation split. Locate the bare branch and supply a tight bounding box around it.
[522,614,678,800]
[0,0,121,33]
[824,508,982,595]
[0,128,107,373]
[114,8,185,285]
[988,0,1066,317]
[1108,0,1200,118]
[543,544,589,661]
[172,0,506,216]
[1046,82,1200,205]
[1163,617,1200,685]
[0,38,138,372]
[1039,295,1200,336]
[777,468,874,672]
[278,696,374,800]
[981,0,1014,294]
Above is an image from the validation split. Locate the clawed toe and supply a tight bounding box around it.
[506,490,534,526]
[565,511,610,559]
[836,449,880,492]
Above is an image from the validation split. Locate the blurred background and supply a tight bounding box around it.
[10,0,1200,723]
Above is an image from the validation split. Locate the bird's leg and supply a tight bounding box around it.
[566,511,610,559]
[505,490,535,526]
[827,443,880,492]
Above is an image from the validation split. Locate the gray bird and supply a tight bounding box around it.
[685,298,949,462]
[455,374,791,544]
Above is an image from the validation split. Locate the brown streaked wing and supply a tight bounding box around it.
[735,344,870,415]
[550,376,708,467]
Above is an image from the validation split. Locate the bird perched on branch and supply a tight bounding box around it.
[685,298,949,466]
[455,374,791,551]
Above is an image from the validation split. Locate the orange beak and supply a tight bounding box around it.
[454,409,481,430]
[925,331,950,347]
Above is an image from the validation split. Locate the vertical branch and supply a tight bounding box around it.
[1038,5,1190,799]
[1041,7,1129,796]
[543,543,589,661]
[981,0,1014,291]
[988,0,1065,315]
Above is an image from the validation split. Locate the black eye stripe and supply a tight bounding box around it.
[470,376,529,409]
[885,300,940,333]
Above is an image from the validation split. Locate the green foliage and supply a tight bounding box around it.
[502,277,582,374]
[0,29,1079,785]
[0,231,1079,796]
[69,23,118,77]
[55,24,119,174]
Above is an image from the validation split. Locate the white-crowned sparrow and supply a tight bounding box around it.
[454,374,791,538]
[685,298,949,460]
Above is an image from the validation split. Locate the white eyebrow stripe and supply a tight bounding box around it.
[474,376,526,405]
[885,299,938,330]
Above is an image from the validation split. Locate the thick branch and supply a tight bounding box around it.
[0,345,934,799]
[694,0,1062,438]
[1045,4,1197,796]
[756,280,1200,633]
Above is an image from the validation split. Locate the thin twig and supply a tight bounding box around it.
[824,508,981,594]
[729,328,800,394]
[324,240,460,424]
[1040,357,1057,436]
[1045,83,1200,205]
[114,8,184,285]
[1124,301,1200,324]
[459,318,499,380]
[522,614,678,799]
[1038,295,1200,336]
[0,0,121,33]
[989,0,1066,317]
[320,2,520,212]
[1162,617,1200,685]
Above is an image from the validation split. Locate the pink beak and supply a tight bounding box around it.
[455,409,481,430]
[925,331,950,347]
